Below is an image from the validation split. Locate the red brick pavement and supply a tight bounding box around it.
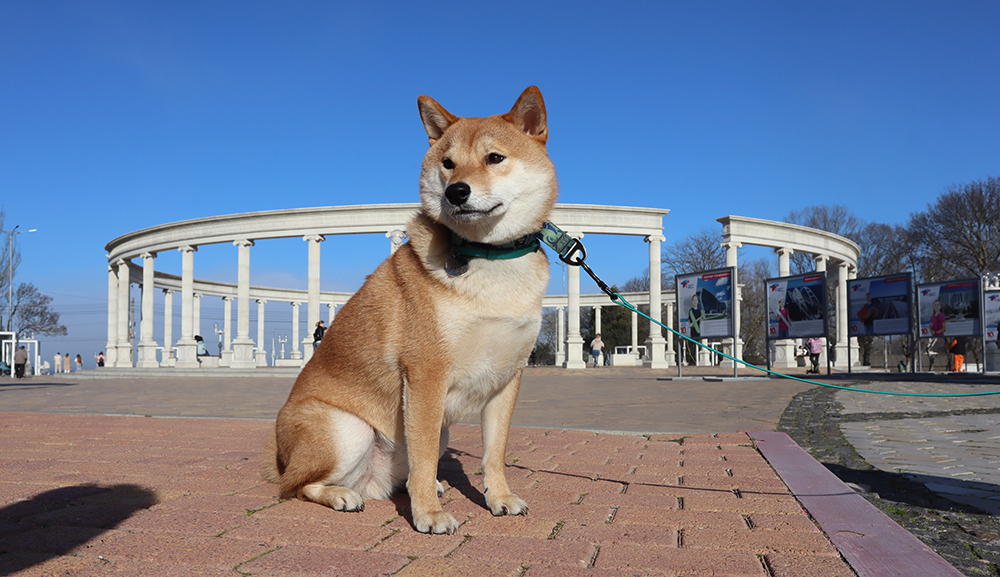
[0,412,855,576]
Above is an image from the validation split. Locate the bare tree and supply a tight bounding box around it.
[783,205,864,273]
[737,258,773,363]
[662,228,726,281]
[908,176,1000,281]
[11,283,67,338]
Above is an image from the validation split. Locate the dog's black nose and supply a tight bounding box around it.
[445,182,471,206]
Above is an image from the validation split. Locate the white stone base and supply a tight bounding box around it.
[229,340,257,369]
[274,358,304,368]
[136,341,160,368]
[174,340,200,369]
[610,354,639,366]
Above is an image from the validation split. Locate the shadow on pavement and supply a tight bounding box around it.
[0,380,79,390]
[0,483,159,574]
[825,463,993,514]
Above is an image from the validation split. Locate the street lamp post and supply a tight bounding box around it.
[4,226,37,332]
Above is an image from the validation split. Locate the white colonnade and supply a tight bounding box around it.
[717,216,860,369]
[104,204,670,370]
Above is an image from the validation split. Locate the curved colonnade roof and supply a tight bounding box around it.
[107,203,672,302]
[106,205,859,302]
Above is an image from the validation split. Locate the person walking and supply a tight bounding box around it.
[75,354,83,372]
[14,346,28,378]
[589,334,604,368]
[805,337,823,374]
[949,337,966,372]
[53,352,62,374]
[313,320,326,350]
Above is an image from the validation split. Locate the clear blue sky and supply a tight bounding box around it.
[2,1,998,365]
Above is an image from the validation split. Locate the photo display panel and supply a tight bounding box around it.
[917,279,981,338]
[848,273,912,337]
[676,267,735,340]
[765,272,828,340]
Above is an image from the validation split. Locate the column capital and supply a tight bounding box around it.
[234,239,255,248]
[644,234,666,243]
[721,240,743,250]
[774,247,794,257]
[162,288,174,295]
[115,258,131,270]
[303,234,325,243]
[178,245,198,254]
[140,251,157,260]
[222,296,234,302]
[256,298,267,304]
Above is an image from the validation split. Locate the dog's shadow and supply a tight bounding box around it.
[389,449,489,526]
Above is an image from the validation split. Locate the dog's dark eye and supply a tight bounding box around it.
[442,158,455,170]
[487,153,505,165]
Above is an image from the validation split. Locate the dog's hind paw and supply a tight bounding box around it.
[487,493,528,517]
[301,483,365,512]
[413,510,460,535]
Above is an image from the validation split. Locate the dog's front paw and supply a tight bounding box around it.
[486,492,528,517]
[413,510,460,534]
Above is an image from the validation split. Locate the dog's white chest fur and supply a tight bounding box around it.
[435,254,547,424]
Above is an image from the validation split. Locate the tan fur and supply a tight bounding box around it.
[269,87,557,534]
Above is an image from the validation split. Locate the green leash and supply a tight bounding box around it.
[546,224,1000,399]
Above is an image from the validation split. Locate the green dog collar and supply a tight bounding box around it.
[449,232,540,260]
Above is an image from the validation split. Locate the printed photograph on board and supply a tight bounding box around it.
[848,274,912,337]
[917,279,981,338]
[766,273,827,340]
[676,267,735,340]
[985,290,1000,342]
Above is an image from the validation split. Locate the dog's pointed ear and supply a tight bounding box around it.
[503,86,548,144]
[418,95,459,146]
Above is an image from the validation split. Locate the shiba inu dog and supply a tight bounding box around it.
[266,86,557,534]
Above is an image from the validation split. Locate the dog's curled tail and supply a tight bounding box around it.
[262,430,282,484]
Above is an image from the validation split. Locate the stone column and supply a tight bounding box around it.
[594,306,601,334]
[175,245,199,368]
[116,259,132,367]
[303,235,324,363]
[631,309,639,365]
[290,302,302,361]
[106,264,118,367]
[835,262,855,368]
[814,255,829,367]
[220,296,233,367]
[136,252,159,368]
[162,289,174,366]
[231,239,256,368]
[193,294,202,342]
[256,299,268,366]
[327,303,336,326]
[555,307,565,366]
[564,233,586,369]
[721,241,743,368]
[773,247,796,368]
[645,234,668,368]
[665,300,675,367]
